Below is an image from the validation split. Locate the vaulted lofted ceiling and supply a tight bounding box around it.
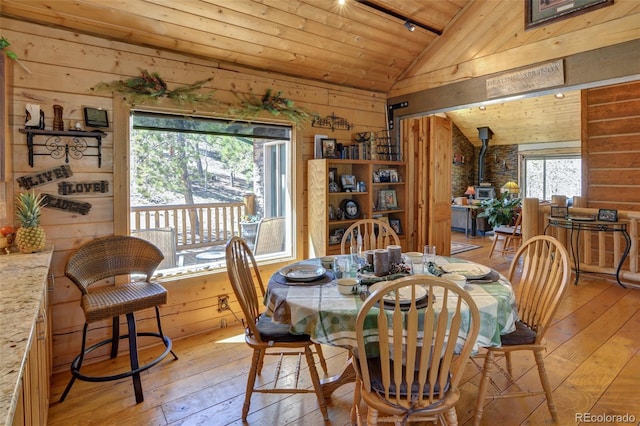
[1,0,465,93]
[2,0,635,146]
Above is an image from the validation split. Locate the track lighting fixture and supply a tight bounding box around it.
[404,20,416,32]
[354,0,443,35]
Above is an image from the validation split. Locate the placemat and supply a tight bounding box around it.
[271,269,335,286]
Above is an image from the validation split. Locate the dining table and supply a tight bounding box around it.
[264,255,518,397]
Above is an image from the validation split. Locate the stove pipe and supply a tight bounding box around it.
[477,126,493,184]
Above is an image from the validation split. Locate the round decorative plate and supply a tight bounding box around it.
[340,199,361,220]
[440,263,491,279]
[279,264,326,282]
[369,282,427,304]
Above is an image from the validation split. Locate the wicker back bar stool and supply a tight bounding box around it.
[60,235,178,403]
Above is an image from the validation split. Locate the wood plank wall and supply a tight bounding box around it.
[2,18,388,371]
[582,81,640,212]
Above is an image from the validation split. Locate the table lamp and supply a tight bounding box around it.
[502,181,520,198]
[464,186,475,202]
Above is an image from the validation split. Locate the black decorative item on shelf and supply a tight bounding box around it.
[312,112,353,131]
[19,128,105,167]
[340,199,361,219]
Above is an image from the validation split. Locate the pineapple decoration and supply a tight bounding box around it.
[15,191,47,253]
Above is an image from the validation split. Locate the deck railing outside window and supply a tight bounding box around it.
[131,202,246,267]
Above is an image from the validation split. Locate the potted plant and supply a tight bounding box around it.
[477,192,521,229]
[240,215,261,244]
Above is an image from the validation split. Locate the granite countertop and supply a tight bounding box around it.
[0,247,54,426]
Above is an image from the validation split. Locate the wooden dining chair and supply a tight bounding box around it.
[488,212,522,258]
[352,276,480,425]
[230,233,327,375]
[341,218,400,255]
[225,236,329,421]
[473,235,570,425]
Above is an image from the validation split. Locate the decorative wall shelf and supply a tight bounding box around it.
[19,128,105,167]
[312,112,352,131]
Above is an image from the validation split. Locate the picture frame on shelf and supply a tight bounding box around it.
[376,215,390,226]
[314,134,328,159]
[340,174,356,191]
[550,206,568,218]
[597,208,618,222]
[83,107,109,128]
[328,167,337,182]
[378,189,398,210]
[378,169,390,182]
[321,138,337,158]
[387,169,399,182]
[328,168,340,192]
[329,228,345,244]
[373,171,380,183]
[389,218,402,235]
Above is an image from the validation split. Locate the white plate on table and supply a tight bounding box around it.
[279,264,326,282]
[440,263,491,279]
[369,282,427,304]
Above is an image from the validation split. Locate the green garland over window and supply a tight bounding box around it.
[92,70,216,106]
[229,88,317,127]
[92,71,318,126]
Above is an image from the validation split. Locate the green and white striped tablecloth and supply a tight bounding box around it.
[265,256,518,353]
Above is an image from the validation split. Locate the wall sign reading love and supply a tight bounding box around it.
[58,180,109,195]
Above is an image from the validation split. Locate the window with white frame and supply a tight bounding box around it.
[523,154,582,203]
[129,111,292,274]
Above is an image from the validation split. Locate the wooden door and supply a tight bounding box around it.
[403,115,452,255]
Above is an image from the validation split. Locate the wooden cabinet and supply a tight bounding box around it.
[308,159,407,257]
[11,279,52,426]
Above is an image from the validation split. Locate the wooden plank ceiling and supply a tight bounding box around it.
[0,0,581,145]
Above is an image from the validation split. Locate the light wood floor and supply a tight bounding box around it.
[47,233,640,425]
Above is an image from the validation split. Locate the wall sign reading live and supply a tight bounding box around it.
[16,165,73,190]
[58,180,109,195]
[42,194,92,215]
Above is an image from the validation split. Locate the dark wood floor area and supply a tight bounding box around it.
[47,233,640,425]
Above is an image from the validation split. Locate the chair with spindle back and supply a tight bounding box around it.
[488,212,522,258]
[225,236,329,421]
[340,218,400,255]
[473,235,570,425]
[352,275,480,425]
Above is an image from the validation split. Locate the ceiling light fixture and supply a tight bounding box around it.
[404,20,416,32]
[479,105,487,111]
[354,0,443,35]
[554,93,565,99]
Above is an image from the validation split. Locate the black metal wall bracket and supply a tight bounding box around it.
[19,128,105,168]
[387,101,408,129]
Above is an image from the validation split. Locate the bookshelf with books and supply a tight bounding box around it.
[308,158,407,257]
